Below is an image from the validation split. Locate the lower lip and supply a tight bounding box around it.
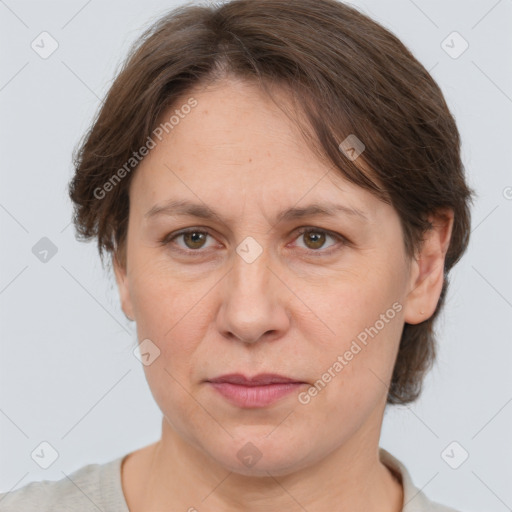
[208,382,304,408]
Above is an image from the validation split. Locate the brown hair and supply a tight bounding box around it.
[68,0,473,405]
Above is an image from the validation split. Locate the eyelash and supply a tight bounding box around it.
[159,227,348,257]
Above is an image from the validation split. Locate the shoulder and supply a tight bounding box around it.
[0,456,129,512]
[379,447,463,512]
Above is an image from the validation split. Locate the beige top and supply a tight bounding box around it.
[0,447,461,511]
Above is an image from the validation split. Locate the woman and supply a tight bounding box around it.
[0,0,473,510]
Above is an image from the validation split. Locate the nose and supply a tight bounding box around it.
[216,248,291,345]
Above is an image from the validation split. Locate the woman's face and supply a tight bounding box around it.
[114,77,420,476]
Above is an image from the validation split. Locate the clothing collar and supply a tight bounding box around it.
[380,447,433,511]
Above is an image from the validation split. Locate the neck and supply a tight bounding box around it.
[125,413,403,511]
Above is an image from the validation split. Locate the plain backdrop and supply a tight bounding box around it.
[0,1,511,511]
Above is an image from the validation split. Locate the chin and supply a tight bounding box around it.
[222,453,310,478]
[202,434,317,478]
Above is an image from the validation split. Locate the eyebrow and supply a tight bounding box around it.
[144,199,368,224]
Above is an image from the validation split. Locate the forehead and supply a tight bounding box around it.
[168,78,316,167]
[129,77,382,221]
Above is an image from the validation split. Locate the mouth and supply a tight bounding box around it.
[206,373,307,408]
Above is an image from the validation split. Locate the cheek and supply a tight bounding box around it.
[132,273,210,433]
[303,257,404,348]
[129,257,208,338]
[128,266,214,406]
[298,258,405,403]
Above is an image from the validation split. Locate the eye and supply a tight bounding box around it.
[160,226,347,256]
[291,227,346,254]
[163,228,215,252]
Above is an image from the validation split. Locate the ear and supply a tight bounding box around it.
[403,208,454,325]
[112,252,135,322]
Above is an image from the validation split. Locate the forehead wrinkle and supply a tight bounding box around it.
[144,198,369,227]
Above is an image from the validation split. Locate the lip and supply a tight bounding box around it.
[208,373,303,386]
[207,373,306,408]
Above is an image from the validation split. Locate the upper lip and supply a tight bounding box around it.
[207,373,304,386]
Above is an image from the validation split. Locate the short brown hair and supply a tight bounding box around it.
[68,0,474,405]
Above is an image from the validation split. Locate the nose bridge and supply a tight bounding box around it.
[217,239,289,343]
[229,241,273,312]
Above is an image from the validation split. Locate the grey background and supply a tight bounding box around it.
[0,0,511,511]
